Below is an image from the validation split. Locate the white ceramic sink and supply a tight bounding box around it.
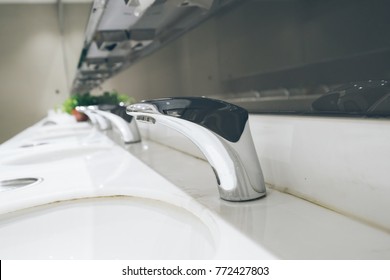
[29,130,91,142]
[0,197,216,259]
[0,117,96,150]
[18,125,99,146]
[5,112,388,259]
[0,121,113,166]
[0,113,274,259]
[0,145,111,165]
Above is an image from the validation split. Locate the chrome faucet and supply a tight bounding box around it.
[76,106,111,130]
[77,105,141,144]
[126,97,266,201]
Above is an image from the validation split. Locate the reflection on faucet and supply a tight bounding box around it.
[77,105,141,144]
[126,97,266,202]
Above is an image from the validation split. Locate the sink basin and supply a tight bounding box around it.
[0,114,278,260]
[0,197,216,259]
[0,123,97,151]
[0,145,111,165]
[32,128,91,141]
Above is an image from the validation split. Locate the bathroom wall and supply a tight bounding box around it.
[98,16,221,100]
[0,3,89,143]
[99,0,390,101]
[2,1,388,143]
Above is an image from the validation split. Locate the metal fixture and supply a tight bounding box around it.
[76,106,111,130]
[127,97,266,201]
[79,105,141,144]
[71,0,241,93]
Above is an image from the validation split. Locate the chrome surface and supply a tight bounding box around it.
[127,98,266,201]
[76,106,111,130]
[78,105,141,144]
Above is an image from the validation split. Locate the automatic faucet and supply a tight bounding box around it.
[78,105,141,144]
[76,106,111,130]
[126,97,266,201]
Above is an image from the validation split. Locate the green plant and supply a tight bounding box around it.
[97,91,135,105]
[62,91,134,114]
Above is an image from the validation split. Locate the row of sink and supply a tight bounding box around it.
[0,112,276,259]
[1,110,390,259]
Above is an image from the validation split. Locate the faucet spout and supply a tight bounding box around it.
[127,97,266,201]
[76,106,111,130]
[84,105,141,144]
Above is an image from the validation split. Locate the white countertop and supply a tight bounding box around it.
[128,140,390,259]
[0,113,389,259]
